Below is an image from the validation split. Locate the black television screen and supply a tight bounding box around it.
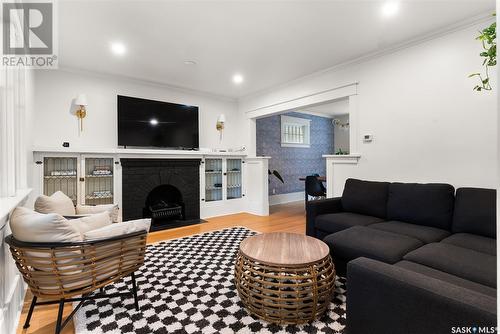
[117,95,199,149]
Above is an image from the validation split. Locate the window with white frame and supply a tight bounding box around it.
[280,115,311,148]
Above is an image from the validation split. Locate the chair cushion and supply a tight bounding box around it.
[315,212,384,234]
[341,179,389,218]
[369,221,450,243]
[83,219,151,241]
[34,191,76,216]
[403,243,496,288]
[395,260,496,297]
[452,188,496,238]
[76,204,120,223]
[387,183,455,230]
[323,226,423,264]
[10,207,82,243]
[71,211,112,236]
[441,233,496,256]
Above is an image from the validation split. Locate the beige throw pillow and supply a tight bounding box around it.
[76,204,119,223]
[9,208,84,275]
[34,191,76,216]
[10,207,82,243]
[83,219,151,241]
[71,211,112,236]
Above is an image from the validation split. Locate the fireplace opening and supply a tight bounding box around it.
[143,184,186,231]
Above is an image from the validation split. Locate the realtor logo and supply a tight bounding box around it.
[1,1,58,68]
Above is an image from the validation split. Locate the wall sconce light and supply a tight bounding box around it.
[216,114,226,140]
[75,94,88,132]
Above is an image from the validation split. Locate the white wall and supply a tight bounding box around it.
[33,69,243,151]
[0,66,34,334]
[240,21,498,190]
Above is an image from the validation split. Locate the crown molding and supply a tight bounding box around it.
[54,66,238,103]
[240,11,495,101]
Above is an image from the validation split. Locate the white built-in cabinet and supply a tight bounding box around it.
[200,157,246,218]
[33,151,261,220]
[34,153,117,206]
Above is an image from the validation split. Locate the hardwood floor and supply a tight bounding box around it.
[16,201,305,334]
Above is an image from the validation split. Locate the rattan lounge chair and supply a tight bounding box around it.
[5,229,147,334]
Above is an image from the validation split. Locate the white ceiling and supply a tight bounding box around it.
[58,1,494,99]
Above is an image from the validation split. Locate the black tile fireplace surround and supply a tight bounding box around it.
[121,158,201,231]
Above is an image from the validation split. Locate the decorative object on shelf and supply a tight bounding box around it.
[332,118,349,130]
[216,114,226,141]
[50,170,77,176]
[469,13,496,92]
[335,148,349,155]
[74,93,88,133]
[268,169,284,183]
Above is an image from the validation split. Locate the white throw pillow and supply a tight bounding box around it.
[10,207,82,243]
[34,191,76,216]
[71,211,112,236]
[83,219,151,241]
[76,204,119,223]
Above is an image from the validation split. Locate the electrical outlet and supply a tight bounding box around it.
[272,188,276,194]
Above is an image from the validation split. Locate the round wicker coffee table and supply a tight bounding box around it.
[234,232,335,324]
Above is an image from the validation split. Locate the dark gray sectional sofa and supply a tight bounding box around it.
[306,178,497,334]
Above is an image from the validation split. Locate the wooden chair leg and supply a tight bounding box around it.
[131,272,140,311]
[55,299,65,334]
[23,296,37,329]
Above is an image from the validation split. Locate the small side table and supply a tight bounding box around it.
[234,232,335,324]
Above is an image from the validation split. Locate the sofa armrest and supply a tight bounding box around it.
[305,197,342,237]
[346,257,497,334]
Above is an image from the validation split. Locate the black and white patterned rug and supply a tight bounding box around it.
[73,227,346,334]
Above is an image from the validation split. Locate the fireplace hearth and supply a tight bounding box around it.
[121,159,201,231]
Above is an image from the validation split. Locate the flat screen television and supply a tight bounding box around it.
[117,95,199,149]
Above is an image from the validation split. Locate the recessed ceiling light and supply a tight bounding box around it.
[150,119,158,126]
[381,1,399,17]
[232,73,244,84]
[184,60,197,65]
[110,42,126,56]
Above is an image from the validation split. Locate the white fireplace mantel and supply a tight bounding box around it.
[33,146,247,158]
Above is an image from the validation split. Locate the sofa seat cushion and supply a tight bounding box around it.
[441,233,496,256]
[369,221,450,243]
[315,212,384,234]
[323,226,423,264]
[403,243,496,288]
[395,260,496,297]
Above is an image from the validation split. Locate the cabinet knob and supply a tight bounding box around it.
[35,161,43,165]
[79,177,85,182]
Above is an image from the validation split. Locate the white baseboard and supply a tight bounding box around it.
[269,191,304,206]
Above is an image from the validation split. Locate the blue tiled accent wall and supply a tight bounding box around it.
[256,112,334,195]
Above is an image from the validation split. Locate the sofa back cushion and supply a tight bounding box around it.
[341,179,390,218]
[387,183,455,230]
[452,188,496,238]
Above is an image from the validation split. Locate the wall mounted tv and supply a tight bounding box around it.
[117,95,199,149]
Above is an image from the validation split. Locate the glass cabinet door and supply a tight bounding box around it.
[226,159,242,200]
[43,157,78,204]
[84,157,114,205]
[205,158,223,202]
